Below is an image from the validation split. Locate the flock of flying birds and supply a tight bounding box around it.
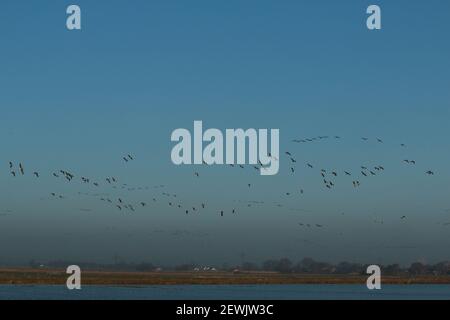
[3,135,441,228]
[6,154,213,217]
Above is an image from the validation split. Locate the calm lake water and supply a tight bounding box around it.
[0,285,449,300]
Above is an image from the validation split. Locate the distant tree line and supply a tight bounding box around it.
[27,258,450,276]
[235,258,450,276]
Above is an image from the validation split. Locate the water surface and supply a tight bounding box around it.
[1,284,449,300]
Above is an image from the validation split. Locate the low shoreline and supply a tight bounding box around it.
[1,268,450,285]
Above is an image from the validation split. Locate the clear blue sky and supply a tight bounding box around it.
[0,0,449,266]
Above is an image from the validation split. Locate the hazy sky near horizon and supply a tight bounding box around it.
[1,0,450,266]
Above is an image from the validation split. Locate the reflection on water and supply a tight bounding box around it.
[0,284,449,300]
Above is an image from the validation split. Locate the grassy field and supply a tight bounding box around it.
[1,268,450,285]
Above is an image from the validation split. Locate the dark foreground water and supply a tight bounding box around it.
[0,285,449,300]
